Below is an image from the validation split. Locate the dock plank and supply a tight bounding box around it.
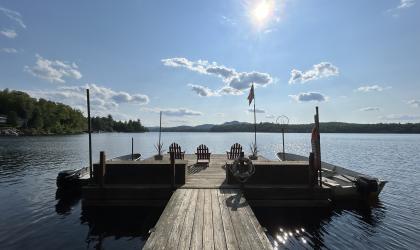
[217,189,240,250]
[221,189,252,250]
[177,189,199,250]
[190,189,205,250]
[164,189,192,249]
[211,189,227,250]
[203,189,214,250]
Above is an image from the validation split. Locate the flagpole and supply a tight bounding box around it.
[253,84,257,148]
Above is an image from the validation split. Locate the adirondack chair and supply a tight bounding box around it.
[226,143,243,160]
[168,142,185,160]
[195,144,211,164]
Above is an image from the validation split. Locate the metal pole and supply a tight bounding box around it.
[282,127,285,160]
[253,86,257,150]
[86,89,93,179]
[159,111,162,154]
[316,106,322,187]
[131,137,134,160]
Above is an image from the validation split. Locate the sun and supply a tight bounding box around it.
[250,0,275,28]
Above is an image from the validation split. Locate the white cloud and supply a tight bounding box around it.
[248,108,265,113]
[289,92,327,102]
[218,86,244,96]
[0,6,26,28]
[142,107,202,117]
[24,54,82,83]
[265,114,275,119]
[359,107,380,112]
[398,0,415,9]
[1,48,18,53]
[0,29,17,38]
[380,114,420,121]
[355,85,390,92]
[162,57,273,92]
[408,99,420,107]
[188,84,220,97]
[288,62,339,84]
[28,84,149,116]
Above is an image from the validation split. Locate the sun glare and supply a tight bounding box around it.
[250,0,275,28]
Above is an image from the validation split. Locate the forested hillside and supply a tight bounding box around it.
[0,89,148,134]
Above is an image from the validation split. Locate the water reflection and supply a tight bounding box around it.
[253,201,387,249]
[80,207,164,250]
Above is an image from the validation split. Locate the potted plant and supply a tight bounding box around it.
[249,142,258,160]
[154,142,164,160]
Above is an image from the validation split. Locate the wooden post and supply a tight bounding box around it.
[131,137,134,160]
[99,151,106,187]
[170,151,175,189]
[86,89,93,179]
[315,106,322,187]
[309,152,315,187]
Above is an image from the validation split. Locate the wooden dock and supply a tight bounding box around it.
[143,154,272,249]
[83,153,331,249]
[143,189,272,250]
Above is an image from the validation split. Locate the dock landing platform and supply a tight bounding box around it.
[143,188,272,250]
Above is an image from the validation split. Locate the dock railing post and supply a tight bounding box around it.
[99,151,106,187]
[170,151,175,189]
[131,137,134,160]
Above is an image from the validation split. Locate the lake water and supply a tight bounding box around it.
[0,132,419,249]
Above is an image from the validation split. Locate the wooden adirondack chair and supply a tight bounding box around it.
[226,143,243,160]
[195,144,211,164]
[168,142,185,160]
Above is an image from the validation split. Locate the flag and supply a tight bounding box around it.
[247,84,254,105]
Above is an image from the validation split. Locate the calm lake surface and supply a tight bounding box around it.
[1,132,419,249]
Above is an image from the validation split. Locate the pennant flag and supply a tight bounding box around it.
[247,84,254,105]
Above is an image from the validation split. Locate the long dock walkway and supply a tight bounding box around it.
[143,154,273,249]
[143,188,272,249]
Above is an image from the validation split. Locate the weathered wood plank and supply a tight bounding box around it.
[177,189,199,250]
[143,190,180,249]
[244,203,273,249]
[164,189,192,249]
[228,189,264,250]
[217,189,239,250]
[222,189,252,250]
[211,189,227,250]
[190,189,205,250]
[203,189,214,250]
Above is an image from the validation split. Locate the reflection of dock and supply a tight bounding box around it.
[144,189,272,249]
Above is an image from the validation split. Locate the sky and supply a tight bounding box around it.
[0,0,419,126]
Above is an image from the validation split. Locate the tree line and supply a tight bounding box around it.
[209,121,420,133]
[0,89,147,134]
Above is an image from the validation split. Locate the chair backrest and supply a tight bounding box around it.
[169,143,184,159]
[228,143,243,159]
[196,144,210,160]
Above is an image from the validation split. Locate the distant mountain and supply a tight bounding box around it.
[147,121,420,133]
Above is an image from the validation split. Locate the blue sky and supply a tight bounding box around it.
[0,0,419,126]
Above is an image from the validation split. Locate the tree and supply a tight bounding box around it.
[7,111,18,127]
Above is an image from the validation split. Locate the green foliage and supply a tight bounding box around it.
[91,115,148,132]
[209,121,420,133]
[0,89,85,134]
